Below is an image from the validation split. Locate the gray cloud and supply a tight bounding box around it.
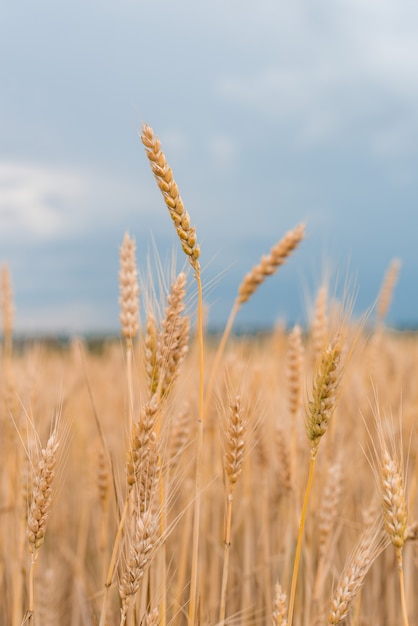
[1,0,418,332]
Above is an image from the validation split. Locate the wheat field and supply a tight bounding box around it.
[0,126,417,626]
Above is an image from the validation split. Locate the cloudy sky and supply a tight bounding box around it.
[1,0,418,334]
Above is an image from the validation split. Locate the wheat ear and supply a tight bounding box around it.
[219,395,247,624]
[380,446,409,626]
[310,285,328,364]
[95,441,111,586]
[119,232,140,341]
[144,608,160,626]
[313,460,343,602]
[155,272,190,402]
[237,223,305,304]
[328,520,388,624]
[305,333,343,458]
[140,124,200,272]
[288,333,344,626]
[141,123,204,626]
[26,431,59,622]
[119,232,140,428]
[99,398,160,626]
[119,508,159,626]
[205,224,305,420]
[376,258,401,324]
[287,324,304,484]
[273,582,288,626]
[144,311,160,397]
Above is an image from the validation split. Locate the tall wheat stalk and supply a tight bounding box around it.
[205,224,305,417]
[288,333,344,626]
[141,123,204,625]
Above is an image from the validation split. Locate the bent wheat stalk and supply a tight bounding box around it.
[205,224,305,418]
[328,520,388,624]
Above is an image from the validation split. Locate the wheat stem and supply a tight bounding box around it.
[188,271,204,626]
[397,549,409,626]
[287,455,315,626]
[99,496,130,626]
[219,491,233,624]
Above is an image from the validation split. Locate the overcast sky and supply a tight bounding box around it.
[1,0,418,334]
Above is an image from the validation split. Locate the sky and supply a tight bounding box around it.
[1,0,418,334]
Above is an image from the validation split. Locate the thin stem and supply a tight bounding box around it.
[188,271,204,626]
[219,492,234,624]
[172,506,193,626]
[204,302,239,418]
[288,455,316,626]
[397,549,409,626]
[158,466,167,626]
[99,496,130,626]
[28,557,35,615]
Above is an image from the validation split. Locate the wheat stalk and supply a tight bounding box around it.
[288,332,344,626]
[205,224,305,423]
[25,430,59,623]
[380,446,409,626]
[141,123,204,625]
[219,395,247,624]
[119,508,159,625]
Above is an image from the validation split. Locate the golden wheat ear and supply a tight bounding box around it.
[26,427,60,621]
[328,520,388,625]
[140,124,201,273]
[376,258,401,324]
[204,223,305,420]
[119,232,140,341]
[305,333,344,459]
[236,223,305,306]
[140,121,204,626]
[273,582,289,626]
